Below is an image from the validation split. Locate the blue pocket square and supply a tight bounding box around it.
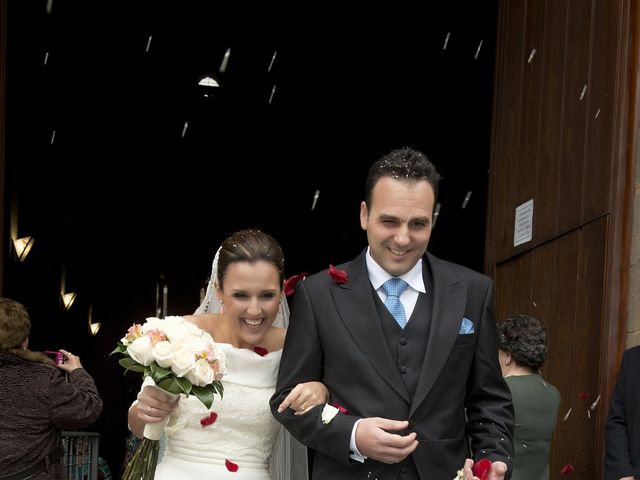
[459,317,475,334]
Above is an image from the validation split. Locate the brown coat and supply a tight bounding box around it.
[0,352,103,479]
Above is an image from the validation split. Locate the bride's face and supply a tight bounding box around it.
[216,260,282,347]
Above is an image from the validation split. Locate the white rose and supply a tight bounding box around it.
[162,317,188,343]
[141,317,164,334]
[182,320,205,338]
[186,358,215,386]
[152,340,174,368]
[127,335,155,366]
[201,331,215,347]
[171,349,196,377]
[181,335,207,354]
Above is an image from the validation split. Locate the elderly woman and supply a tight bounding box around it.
[0,297,103,479]
[497,314,561,480]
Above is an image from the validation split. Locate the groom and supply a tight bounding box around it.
[271,147,514,480]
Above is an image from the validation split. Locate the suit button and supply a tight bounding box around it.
[399,366,407,374]
[399,337,408,346]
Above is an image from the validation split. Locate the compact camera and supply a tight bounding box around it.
[44,350,65,365]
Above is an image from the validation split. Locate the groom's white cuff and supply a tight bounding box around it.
[349,419,367,463]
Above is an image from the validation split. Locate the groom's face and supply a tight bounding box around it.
[360,176,434,277]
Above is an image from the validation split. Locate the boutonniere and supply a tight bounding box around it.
[283,273,308,296]
[452,459,491,480]
[328,264,348,284]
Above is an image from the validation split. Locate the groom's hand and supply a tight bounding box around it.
[355,417,418,464]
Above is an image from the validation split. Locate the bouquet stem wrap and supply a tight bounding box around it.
[143,389,179,441]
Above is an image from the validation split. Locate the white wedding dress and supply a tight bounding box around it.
[154,343,284,479]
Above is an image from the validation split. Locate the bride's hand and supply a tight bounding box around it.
[277,381,330,415]
[136,385,179,423]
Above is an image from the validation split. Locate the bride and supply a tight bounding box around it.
[128,229,328,479]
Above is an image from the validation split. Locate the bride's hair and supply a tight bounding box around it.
[216,229,285,289]
[194,229,289,326]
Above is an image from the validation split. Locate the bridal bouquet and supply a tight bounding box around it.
[112,316,226,480]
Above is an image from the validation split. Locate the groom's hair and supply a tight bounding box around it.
[365,146,441,209]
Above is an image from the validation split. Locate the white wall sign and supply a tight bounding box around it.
[514,199,534,247]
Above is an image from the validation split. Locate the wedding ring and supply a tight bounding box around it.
[147,406,152,415]
[299,404,306,412]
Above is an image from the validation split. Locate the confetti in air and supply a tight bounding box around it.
[595,108,601,119]
[474,40,483,60]
[44,52,49,66]
[50,130,56,145]
[461,191,472,209]
[268,51,278,72]
[145,35,153,53]
[46,0,53,14]
[528,49,537,63]
[443,32,451,50]
[579,84,587,100]
[590,394,601,410]
[269,85,277,105]
[433,203,442,227]
[219,48,231,73]
[311,190,320,211]
[533,301,537,307]
[181,122,189,138]
[562,408,572,421]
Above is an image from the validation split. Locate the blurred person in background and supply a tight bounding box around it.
[497,314,560,480]
[0,297,103,479]
[605,344,640,480]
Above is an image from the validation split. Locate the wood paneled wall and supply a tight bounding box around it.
[486,0,639,477]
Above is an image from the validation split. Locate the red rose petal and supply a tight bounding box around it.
[284,273,308,296]
[225,459,238,472]
[560,463,574,475]
[328,264,348,284]
[253,346,268,357]
[200,411,218,427]
[330,402,349,415]
[472,458,491,480]
[578,392,589,400]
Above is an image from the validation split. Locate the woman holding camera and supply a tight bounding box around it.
[0,297,103,480]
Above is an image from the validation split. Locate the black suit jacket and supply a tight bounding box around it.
[605,345,640,480]
[271,250,514,480]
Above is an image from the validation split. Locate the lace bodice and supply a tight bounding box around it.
[161,343,282,471]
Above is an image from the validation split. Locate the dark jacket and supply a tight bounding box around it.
[605,345,640,480]
[271,250,514,480]
[0,351,103,479]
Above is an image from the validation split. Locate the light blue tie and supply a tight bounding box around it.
[382,278,409,328]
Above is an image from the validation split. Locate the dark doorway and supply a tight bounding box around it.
[3,1,498,475]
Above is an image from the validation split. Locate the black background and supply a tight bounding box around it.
[4,1,497,475]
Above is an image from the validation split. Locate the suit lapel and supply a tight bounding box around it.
[332,251,410,403]
[410,253,467,416]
